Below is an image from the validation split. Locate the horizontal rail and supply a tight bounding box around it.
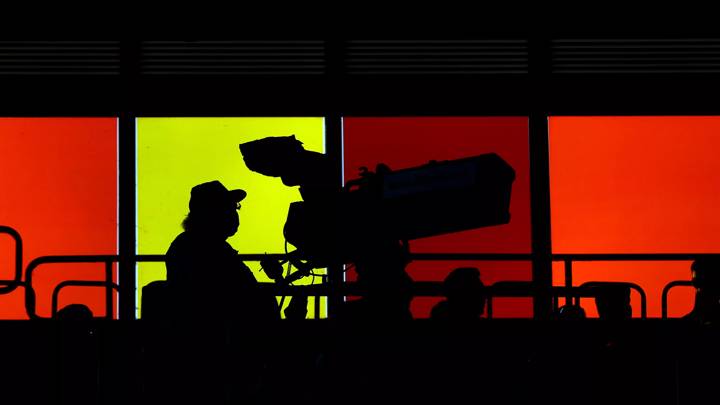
[24,254,294,319]
[410,253,532,260]
[550,254,711,319]
[257,281,642,298]
[25,256,119,319]
[552,253,720,261]
[409,253,718,261]
[22,252,720,267]
[19,252,716,320]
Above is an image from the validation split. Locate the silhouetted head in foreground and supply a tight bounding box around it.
[685,257,720,323]
[594,285,632,320]
[56,304,93,320]
[431,267,486,321]
[182,180,246,239]
[691,257,720,293]
[555,304,587,320]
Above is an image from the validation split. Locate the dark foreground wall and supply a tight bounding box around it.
[1,320,717,405]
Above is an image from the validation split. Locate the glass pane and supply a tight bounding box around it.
[343,117,531,318]
[550,116,720,317]
[136,118,325,318]
[0,118,118,319]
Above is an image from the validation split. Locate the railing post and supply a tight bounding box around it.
[105,261,115,319]
[564,259,573,306]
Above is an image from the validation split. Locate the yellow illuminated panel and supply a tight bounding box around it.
[137,118,325,318]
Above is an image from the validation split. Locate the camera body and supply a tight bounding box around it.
[240,135,515,268]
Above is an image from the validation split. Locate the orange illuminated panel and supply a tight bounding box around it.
[0,118,118,319]
[550,117,720,317]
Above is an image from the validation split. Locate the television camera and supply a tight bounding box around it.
[240,135,515,286]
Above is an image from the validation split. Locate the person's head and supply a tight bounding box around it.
[443,267,486,316]
[556,304,587,320]
[182,180,246,238]
[56,303,93,320]
[594,285,632,320]
[691,257,720,294]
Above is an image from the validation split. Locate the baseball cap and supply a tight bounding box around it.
[189,180,247,213]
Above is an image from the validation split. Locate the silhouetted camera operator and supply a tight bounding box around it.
[159,180,297,404]
[165,180,280,321]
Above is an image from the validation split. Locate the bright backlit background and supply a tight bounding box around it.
[343,117,532,318]
[549,117,720,317]
[136,118,325,318]
[0,118,118,319]
[3,116,714,320]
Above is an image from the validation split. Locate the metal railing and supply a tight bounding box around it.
[0,225,23,294]
[3,221,716,320]
[552,254,718,319]
[662,280,694,319]
[25,253,295,319]
[25,255,120,319]
[17,252,711,320]
[14,251,689,320]
[23,252,534,319]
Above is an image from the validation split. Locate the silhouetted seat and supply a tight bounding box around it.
[53,304,98,405]
[55,303,94,320]
[141,280,173,320]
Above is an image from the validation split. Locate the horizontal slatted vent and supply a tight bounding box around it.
[345,39,528,75]
[140,40,326,76]
[552,38,720,74]
[0,41,121,75]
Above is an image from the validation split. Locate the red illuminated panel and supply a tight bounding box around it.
[0,118,117,319]
[550,117,720,318]
[343,118,531,318]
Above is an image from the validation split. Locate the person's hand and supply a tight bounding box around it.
[284,295,308,320]
[260,256,285,282]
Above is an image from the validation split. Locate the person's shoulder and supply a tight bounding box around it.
[682,308,705,322]
[221,240,238,255]
[430,300,450,320]
[167,231,191,252]
[166,232,211,259]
